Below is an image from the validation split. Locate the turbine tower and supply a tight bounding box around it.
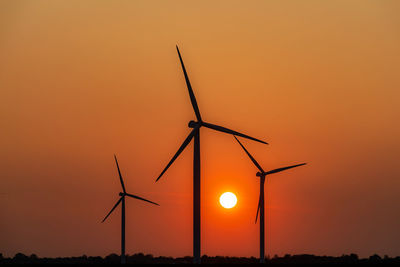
[155,46,267,264]
[102,155,159,264]
[234,136,306,263]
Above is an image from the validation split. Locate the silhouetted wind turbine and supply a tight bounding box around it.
[234,136,306,263]
[155,46,267,264]
[102,155,159,264]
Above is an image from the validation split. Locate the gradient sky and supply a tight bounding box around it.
[1,0,400,259]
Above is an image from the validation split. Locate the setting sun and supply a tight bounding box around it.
[219,192,237,209]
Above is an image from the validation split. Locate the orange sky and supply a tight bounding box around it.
[1,0,400,259]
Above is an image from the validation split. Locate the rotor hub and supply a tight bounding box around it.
[188,120,201,128]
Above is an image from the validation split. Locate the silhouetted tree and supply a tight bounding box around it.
[369,254,382,262]
[14,253,28,261]
[350,253,358,260]
[126,253,154,264]
[384,255,390,260]
[104,253,119,263]
[340,253,358,262]
[88,256,103,263]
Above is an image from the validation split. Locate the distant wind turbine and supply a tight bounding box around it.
[155,46,267,264]
[234,136,306,263]
[102,155,159,264]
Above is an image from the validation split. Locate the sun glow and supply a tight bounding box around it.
[219,192,237,209]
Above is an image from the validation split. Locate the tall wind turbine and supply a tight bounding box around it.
[234,136,306,263]
[102,155,159,264]
[155,46,267,264]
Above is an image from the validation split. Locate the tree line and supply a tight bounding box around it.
[1,252,400,264]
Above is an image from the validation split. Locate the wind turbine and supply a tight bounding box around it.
[234,136,306,263]
[155,46,268,264]
[102,155,159,264]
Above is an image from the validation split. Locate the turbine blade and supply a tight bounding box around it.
[202,122,268,145]
[114,155,126,193]
[125,193,160,206]
[255,194,261,224]
[264,163,307,176]
[101,197,123,223]
[176,45,202,122]
[234,136,264,173]
[156,128,197,182]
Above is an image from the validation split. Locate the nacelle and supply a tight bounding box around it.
[188,120,201,128]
